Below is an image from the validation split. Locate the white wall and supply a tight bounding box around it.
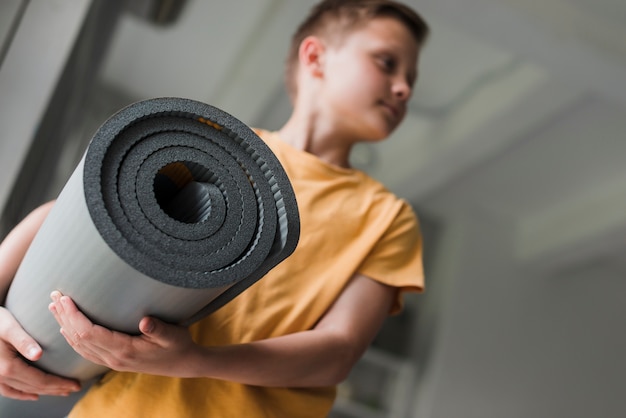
[413,175,626,418]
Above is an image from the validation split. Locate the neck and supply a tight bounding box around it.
[277,107,353,169]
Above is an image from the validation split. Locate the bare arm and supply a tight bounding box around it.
[50,272,395,387]
[195,273,395,386]
[0,201,55,303]
[0,201,81,400]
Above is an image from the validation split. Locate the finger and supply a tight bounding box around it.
[0,351,81,396]
[0,383,40,401]
[55,295,92,337]
[56,304,122,368]
[139,317,155,336]
[49,294,104,362]
[49,291,105,345]
[0,305,81,397]
[139,317,184,347]
[2,373,80,398]
[0,307,42,361]
[49,290,70,327]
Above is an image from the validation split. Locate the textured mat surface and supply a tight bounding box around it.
[0,98,299,417]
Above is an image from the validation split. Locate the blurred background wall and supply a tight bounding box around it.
[1,1,625,417]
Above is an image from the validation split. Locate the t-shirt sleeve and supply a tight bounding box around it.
[358,201,424,315]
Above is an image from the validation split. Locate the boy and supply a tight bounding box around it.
[0,0,429,416]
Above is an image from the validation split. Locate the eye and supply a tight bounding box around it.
[376,55,396,72]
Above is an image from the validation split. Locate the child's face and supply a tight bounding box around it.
[320,16,420,142]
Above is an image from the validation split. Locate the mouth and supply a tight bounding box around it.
[380,101,402,120]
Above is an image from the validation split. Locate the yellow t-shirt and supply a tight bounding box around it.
[69,130,424,418]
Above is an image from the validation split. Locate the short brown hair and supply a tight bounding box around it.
[285,0,430,100]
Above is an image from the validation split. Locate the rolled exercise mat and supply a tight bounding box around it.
[0,97,300,418]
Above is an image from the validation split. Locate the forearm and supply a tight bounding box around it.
[0,201,54,303]
[177,274,393,388]
[192,329,359,387]
[50,273,394,389]
[0,234,23,303]
[0,202,82,400]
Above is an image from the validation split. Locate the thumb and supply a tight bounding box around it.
[139,316,158,336]
[138,316,176,342]
[0,307,42,361]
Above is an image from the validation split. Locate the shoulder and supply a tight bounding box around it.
[250,128,289,159]
[355,172,415,219]
[251,128,274,144]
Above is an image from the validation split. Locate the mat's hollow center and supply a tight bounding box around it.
[154,161,216,224]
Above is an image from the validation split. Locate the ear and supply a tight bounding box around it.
[298,36,326,78]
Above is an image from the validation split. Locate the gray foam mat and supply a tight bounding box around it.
[0,97,300,417]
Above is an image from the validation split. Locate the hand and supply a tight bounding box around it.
[0,306,81,400]
[49,291,201,378]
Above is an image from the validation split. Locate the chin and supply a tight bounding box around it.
[370,123,395,139]
[361,131,391,143]
[373,124,396,141]
[377,118,401,139]
[353,117,396,142]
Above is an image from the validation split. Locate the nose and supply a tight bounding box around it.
[392,77,412,101]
